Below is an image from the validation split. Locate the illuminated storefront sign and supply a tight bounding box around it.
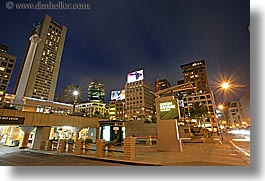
[127,69,144,83]
[111,89,125,100]
[0,116,25,124]
[159,99,179,120]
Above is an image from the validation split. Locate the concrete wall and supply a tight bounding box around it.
[125,120,157,137]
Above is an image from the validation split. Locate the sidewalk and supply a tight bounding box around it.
[28,136,250,166]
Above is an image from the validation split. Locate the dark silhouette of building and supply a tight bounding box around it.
[155,79,171,92]
[55,84,84,104]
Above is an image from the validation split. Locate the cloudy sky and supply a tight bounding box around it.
[0,0,249,103]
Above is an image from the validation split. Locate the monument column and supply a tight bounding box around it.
[155,96,181,152]
[13,33,41,110]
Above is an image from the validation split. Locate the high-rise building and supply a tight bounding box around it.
[155,79,171,92]
[0,44,8,53]
[227,101,243,127]
[87,80,105,103]
[179,60,216,124]
[180,60,210,94]
[108,100,125,120]
[125,70,155,121]
[108,90,126,120]
[182,91,216,120]
[14,15,67,101]
[0,43,17,107]
[239,90,250,127]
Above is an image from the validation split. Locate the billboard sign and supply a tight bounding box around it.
[111,90,125,100]
[91,90,101,98]
[158,99,179,120]
[90,90,103,102]
[127,69,144,83]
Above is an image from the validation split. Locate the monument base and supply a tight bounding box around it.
[157,119,181,152]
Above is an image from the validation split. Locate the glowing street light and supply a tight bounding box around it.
[221,82,230,90]
[218,104,224,110]
[73,90,79,96]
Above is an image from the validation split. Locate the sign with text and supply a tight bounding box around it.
[159,99,179,120]
[0,116,25,124]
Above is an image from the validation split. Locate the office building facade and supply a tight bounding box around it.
[76,102,107,118]
[14,15,67,101]
[180,60,210,94]
[108,100,125,120]
[239,90,250,127]
[109,89,125,120]
[0,44,17,107]
[125,70,155,121]
[87,80,105,103]
[227,101,243,127]
[179,60,216,123]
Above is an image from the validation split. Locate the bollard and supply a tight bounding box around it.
[74,139,83,155]
[96,139,106,157]
[85,143,91,155]
[146,136,152,146]
[124,137,136,160]
[67,142,74,153]
[107,144,115,157]
[44,140,52,151]
[52,141,58,150]
[57,139,66,153]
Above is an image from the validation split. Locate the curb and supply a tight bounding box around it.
[28,149,162,166]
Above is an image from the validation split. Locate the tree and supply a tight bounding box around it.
[189,102,210,127]
[94,111,100,118]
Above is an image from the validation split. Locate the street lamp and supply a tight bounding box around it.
[221,82,230,90]
[218,104,224,110]
[73,90,79,115]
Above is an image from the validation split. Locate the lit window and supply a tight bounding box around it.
[0,67,5,71]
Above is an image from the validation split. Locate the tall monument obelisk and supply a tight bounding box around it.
[13,26,41,110]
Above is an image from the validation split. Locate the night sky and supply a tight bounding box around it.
[0,0,249,103]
